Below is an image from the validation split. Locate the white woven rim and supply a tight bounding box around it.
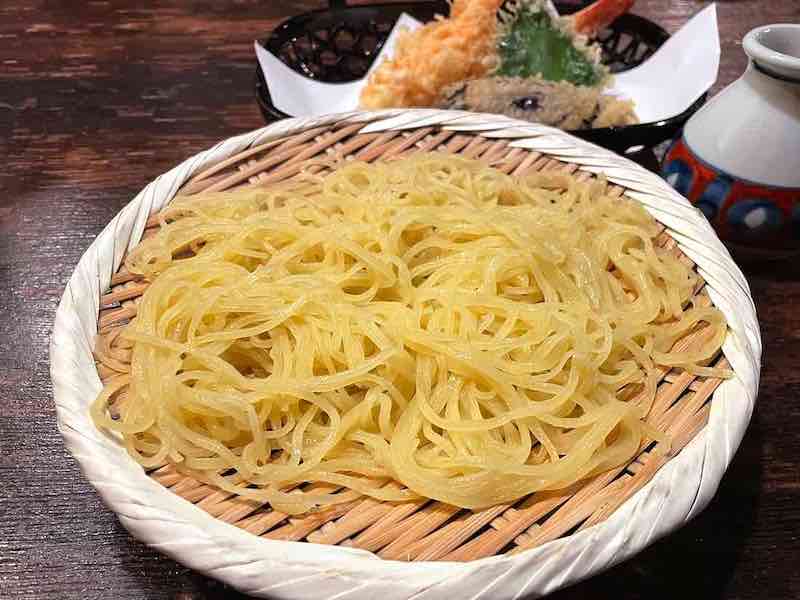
[50,109,761,600]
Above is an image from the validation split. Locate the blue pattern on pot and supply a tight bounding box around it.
[662,158,693,198]
[696,175,733,221]
[727,199,784,237]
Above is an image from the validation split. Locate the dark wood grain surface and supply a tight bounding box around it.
[2,1,799,599]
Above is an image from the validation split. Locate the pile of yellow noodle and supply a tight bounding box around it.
[92,154,728,514]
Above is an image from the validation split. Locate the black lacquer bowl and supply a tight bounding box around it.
[255,0,706,155]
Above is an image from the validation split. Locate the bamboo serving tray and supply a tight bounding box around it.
[52,110,760,599]
[97,118,726,559]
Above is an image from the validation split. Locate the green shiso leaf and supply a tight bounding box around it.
[497,8,600,86]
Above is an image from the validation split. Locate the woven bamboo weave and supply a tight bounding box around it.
[93,119,727,562]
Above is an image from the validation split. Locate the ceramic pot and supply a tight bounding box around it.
[662,24,800,256]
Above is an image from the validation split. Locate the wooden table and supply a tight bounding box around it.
[2,1,799,598]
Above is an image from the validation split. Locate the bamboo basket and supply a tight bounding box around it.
[50,110,761,599]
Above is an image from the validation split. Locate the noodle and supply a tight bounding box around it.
[92,153,729,514]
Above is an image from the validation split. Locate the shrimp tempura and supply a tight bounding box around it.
[359,0,503,109]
